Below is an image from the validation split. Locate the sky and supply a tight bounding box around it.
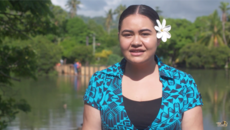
[51,0,230,22]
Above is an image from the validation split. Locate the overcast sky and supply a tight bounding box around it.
[51,0,230,22]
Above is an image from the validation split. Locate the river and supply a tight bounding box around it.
[5,69,230,130]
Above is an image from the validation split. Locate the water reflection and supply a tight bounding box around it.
[183,69,230,130]
[5,69,230,130]
[7,76,85,130]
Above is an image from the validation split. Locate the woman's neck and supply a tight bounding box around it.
[124,58,159,81]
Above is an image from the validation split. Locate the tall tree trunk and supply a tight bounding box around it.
[108,25,110,34]
[214,36,218,47]
[222,21,227,45]
[225,57,229,69]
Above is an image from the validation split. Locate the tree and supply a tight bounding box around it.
[70,45,93,64]
[107,54,123,66]
[155,6,162,16]
[199,10,225,48]
[0,0,56,129]
[31,36,62,74]
[225,18,230,45]
[50,5,68,26]
[66,17,90,38]
[114,5,126,20]
[219,2,230,46]
[95,50,112,64]
[60,17,92,58]
[179,43,212,68]
[180,43,230,68]
[66,0,81,18]
[105,9,113,34]
[0,0,56,41]
[156,18,194,66]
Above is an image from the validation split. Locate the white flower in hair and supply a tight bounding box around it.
[154,19,171,42]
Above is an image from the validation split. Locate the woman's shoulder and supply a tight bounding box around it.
[160,63,194,80]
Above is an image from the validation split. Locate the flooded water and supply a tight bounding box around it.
[5,69,230,130]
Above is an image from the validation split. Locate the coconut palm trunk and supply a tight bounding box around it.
[219,2,230,68]
[105,9,113,34]
[222,19,227,46]
[219,2,230,46]
[114,5,126,20]
[66,0,81,18]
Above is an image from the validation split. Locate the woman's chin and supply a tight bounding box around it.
[126,57,148,64]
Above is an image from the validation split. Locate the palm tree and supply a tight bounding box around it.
[155,6,162,15]
[66,0,81,18]
[114,4,126,20]
[105,9,113,34]
[50,5,68,26]
[219,2,230,46]
[225,19,230,44]
[199,10,225,48]
[206,88,225,126]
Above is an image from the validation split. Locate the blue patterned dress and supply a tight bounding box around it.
[83,55,203,130]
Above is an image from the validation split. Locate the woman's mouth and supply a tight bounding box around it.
[129,49,145,56]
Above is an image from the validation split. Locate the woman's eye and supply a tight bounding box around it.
[123,34,132,37]
[142,33,150,36]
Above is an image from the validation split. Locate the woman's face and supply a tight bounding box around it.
[119,14,160,64]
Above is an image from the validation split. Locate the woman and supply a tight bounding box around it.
[82,5,203,130]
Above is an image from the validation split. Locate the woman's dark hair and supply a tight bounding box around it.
[118,5,160,32]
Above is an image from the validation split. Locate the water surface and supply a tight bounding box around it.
[6,69,230,130]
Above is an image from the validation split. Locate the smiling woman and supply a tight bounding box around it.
[82,5,203,130]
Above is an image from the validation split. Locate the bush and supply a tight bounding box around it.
[107,54,123,66]
[180,43,230,68]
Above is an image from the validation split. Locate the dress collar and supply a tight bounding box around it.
[101,55,174,80]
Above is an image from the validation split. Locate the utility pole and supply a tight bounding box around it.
[93,34,95,55]
[86,36,89,46]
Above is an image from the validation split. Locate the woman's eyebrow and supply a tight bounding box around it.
[121,29,152,34]
[121,30,133,33]
[139,29,152,33]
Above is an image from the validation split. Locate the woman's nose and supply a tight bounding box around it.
[131,35,142,47]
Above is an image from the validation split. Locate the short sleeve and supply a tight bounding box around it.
[83,72,103,110]
[183,74,203,112]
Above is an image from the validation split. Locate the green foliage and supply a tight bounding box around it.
[208,46,230,68]
[0,96,31,129]
[0,0,59,128]
[107,54,123,66]
[180,43,230,68]
[114,4,126,20]
[66,0,81,18]
[105,9,113,34]
[87,19,106,37]
[0,45,37,84]
[0,45,37,129]
[94,50,112,65]
[179,43,211,68]
[66,17,91,38]
[80,15,106,28]
[69,45,93,64]
[0,1,229,128]
[0,0,57,41]
[101,29,119,49]
[198,10,225,48]
[156,18,194,65]
[3,36,63,75]
[111,44,123,57]
[66,17,92,45]
[31,36,62,74]
[60,37,78,57]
